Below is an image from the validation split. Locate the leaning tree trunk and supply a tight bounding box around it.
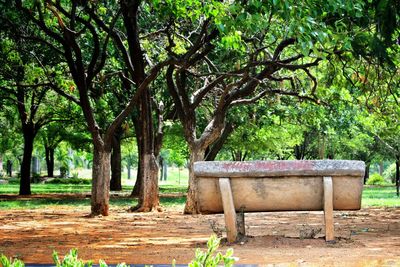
[45,146,55,177]
[19,131,34,195]
[184,145,206,214]
[110,131,122,191]
[91,143,112,216]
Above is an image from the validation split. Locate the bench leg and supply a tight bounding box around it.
[219,178,239,243]
[323,176,335,242]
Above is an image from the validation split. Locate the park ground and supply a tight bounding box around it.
[0,193,399,266]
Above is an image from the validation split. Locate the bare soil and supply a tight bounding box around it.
[0,195,399,266]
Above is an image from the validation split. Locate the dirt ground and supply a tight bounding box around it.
[0,195,399,266]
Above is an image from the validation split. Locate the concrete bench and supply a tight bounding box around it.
[194,160,365,243]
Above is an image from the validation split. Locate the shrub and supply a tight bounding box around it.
[46,178,91,185]
[366,173,386,185]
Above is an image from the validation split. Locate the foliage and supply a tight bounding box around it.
[188,235,237,267]
[366,173,386,185]
[46,178,91,185]
[383,163,396,184]
[53,249,94,267]
[0,255,24,267]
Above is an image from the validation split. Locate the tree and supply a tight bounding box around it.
[0,18,71,194]
[163,0,366,213]
[13,0,177,215]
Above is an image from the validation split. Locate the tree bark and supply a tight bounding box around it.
[91,144,111,216]
[45,146,55,177]
[131,152,160,212]
[184,145,205,214]
[130,93,160,211]
[110,131,122,191]
[19,130,34,195]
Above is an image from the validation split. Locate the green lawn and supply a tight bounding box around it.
[361,185,400,207]
[0,183,398,210]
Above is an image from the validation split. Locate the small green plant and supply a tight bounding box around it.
[188,235,237,267]
[366,173,386,185]
[53,249,93,267]
[72,172,79,179]
[0,254,25,267]
[2,236,237,267]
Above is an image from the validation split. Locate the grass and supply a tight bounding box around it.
[0,196,186,210]
[0,181,398,210]
[361,185,400,207]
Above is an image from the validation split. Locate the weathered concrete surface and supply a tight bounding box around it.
[194,160,365,177]
[195,160,364,214]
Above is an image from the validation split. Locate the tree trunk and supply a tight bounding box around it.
[364,164,370,184]
[127,163,131,180]
[130,93,160,212]
[0,155,3,173]
[396,160,399,197]
[110,132,122,191]
[130,153,160,212]
[131,142,142,197]
[379,161,384,176]
[19,132,34,195]
[131,117,142,197]
[184,146,205,214]
[205,123,234,161]
[91,144,111,216]
[45,146,55,177]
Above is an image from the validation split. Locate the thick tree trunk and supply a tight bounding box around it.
[396,160,399,197]
[130,92,160,212]
[131,153,160,212]
[184,146,205,214]
[91,145,111,216]
[110,132,122,191]
[19,132,34,195]
[45,146,55,177]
